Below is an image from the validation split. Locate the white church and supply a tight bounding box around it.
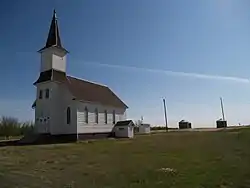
[31,10,132,140]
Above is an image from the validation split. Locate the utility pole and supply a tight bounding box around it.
[163,98,168,131]
[220,97,225,121]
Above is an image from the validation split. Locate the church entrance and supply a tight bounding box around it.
[44,117,50,133]
[37,117,50,134]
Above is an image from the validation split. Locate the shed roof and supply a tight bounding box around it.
[115,120,134,127]
[141,124,150,127]
[179,120,190,123]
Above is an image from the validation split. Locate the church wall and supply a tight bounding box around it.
[52,54,66,72]
[52,48,67,72]
[35,82,77,135]
[76,102,126,134]
[51,83,77,135]
[40,50,52,72]
[35,81,127,135]
[40,47,67,73]
[35,82,55,134]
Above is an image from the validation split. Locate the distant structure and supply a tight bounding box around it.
[113,120,135,138]
[178,120,192,129]
[216,119,227,128]
[138,124,151,134]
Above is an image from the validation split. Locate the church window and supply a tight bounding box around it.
[45,89,49,99]
[104,110,107,124]
[39,90,43,99]
[95,108,98,123]
[85,107,88,123]
[113,110,116,124]
[67,107,71,124]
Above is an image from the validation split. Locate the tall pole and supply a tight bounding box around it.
[163,98,168,131]
[220,97,225,121]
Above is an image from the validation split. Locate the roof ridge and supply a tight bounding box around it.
[67,75,108,87]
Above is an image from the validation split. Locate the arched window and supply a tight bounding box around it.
[39,90,43,99]
[112,110,116,124]
[45,89,50,99]
[67,107,71,124]
[85,107,88,123]
[95,108,98,124]
[104,110,107,124]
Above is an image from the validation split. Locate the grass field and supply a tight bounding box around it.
[1,128,250,188]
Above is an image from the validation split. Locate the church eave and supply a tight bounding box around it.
[32,100,36,109]
[33,69,67,85]
[75,98,128,109]
[37,45,69,53]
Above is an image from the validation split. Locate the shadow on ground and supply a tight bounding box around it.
[0,133,115,147]
[0,137,76,147]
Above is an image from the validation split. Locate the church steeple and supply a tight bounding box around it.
[38,9,68,53]
[37,10,68,74]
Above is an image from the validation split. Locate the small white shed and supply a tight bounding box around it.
[139,124,151,134]
[114,120,135,138]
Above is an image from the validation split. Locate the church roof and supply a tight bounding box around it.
[38,10,68,53]
[34,69,128,109]
[67,76,128,108]
[33,69,67,84]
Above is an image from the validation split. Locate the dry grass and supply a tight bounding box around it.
[0,128,250,188]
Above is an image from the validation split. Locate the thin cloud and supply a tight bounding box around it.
[83,61,250,84]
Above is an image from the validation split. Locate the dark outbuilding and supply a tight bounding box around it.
[179,120,192,129]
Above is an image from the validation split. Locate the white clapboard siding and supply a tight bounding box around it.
[88,111,95,124]
[76,101,127,134]
[77,111,85,126]
[99,112,105,124]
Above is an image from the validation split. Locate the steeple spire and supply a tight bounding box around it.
[53,9,57,18]
[39,9,68,52]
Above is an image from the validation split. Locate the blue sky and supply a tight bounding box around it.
[1,0,250,127]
